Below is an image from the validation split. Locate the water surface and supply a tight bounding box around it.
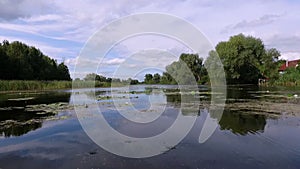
[0,85,300,169]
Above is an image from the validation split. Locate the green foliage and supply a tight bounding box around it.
[57,63,72,81]
[143,34,283,86]
[212,34,280,84]
[274,66,300,86]
[72,80,113,88]
[0,40,71,81]
[260,48,281,84]
[129,79,139,85]
[160,72,176,84]
[144,74,154,84]
[178,53,204,82]
[153,73,161,84]
[83,73,99,81]
[0,80,72,91]
[204,50,223,85]
[165,53,207,85]
[143,53,207,85]
[82,73,140,87]
[166,60,193,85]
[1,35,289,87]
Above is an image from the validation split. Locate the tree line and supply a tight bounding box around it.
[81,73,140,85]
[2,34,296,86]
[144,34,286,85]
[0,40,71,81]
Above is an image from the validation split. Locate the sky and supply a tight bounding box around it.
[0,0,300,80]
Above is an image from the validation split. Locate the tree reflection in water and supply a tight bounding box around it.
[0,91,71,137]
[165,91,267,135]
[218,110,266,135]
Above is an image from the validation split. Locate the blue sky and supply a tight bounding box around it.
[0,0,300,80]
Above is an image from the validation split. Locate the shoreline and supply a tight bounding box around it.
[0,80,132,93]
[0,81,300,93]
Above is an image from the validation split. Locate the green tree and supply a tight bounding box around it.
[260,48,280,82]
[179,53,204,82]
[153,73,161,84]
[106,78,112,83]
[0,44,11,79]
[160,72,175,84]
[0,40,71,81]
[165,53,206,85]
[130,79,139,85]
[214,34,279,84]
[276,66,300,85]
[57,63,71,81]
[204,50,223,85]
[166,60,194,85]
[84,73,99,81]
[144,74,153,84]
[97,75,107,82]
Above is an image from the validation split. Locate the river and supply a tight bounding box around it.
[0,85,300,169]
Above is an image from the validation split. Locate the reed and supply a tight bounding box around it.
[0,80,72,91]
[0,80,127,91]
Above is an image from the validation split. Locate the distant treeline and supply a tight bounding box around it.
[0,40,71,81]
[80,73,140,85]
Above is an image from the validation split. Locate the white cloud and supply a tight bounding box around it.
[104,58,125,65]
[112,49,178,79]
[222,14,282,34]
[110,34,192,59]
[265,35,300,53]
[280,52,300,61]
[21,14,62,23]
[0,22,74,41]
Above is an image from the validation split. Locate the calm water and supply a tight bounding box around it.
[0,85,300,169]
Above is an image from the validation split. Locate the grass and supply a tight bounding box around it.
[266,80,300,86]
[0,80,72,91]
[259,76,300,87]
[0,80,129,91]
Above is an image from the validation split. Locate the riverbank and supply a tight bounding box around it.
[1,80,300,94]
[0,80,72,91]
[0,80,121,92]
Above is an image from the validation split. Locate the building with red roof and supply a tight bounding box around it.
[278,59,300,73]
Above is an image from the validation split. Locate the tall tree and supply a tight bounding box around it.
[57,63,72,81]
[153,73,161,84]
[160,72,175,84]
[0,40,71,81]
[0,44,11,79]
[213,34,280,84]
[179,53,204,82]
[165,53,206,84]
[144,74,153,84]
[204,50,224,85]
[260,48,280,82]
